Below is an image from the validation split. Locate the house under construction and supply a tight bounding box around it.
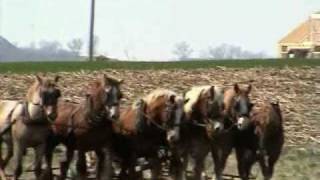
[278,12,320,58]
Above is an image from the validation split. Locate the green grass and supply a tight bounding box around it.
[0,59,319,74]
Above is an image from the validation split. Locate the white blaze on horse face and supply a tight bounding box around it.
[109,106,119,120]
[167,97,183,143]
[239,98,249,116]
[106,87,120,120]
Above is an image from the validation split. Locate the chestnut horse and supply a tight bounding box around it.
[210,84,253,180]
[0,75,61,180]
[47,75,123,180]
[235,102,284,180]
[169,85,225,180]
[112,89,184,180]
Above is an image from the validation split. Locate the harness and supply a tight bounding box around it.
[21,101,48,125]
[0,101,49,137]
[65,105,111,136]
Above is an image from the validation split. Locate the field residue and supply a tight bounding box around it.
[0,67,319,146]
[1,67,320,179]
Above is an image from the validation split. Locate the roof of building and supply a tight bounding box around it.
[279,13,320,44]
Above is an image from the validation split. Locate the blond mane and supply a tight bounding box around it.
[143,89,177,105]
[184,86,211,114]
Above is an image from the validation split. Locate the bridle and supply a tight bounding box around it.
[138,101,180,132]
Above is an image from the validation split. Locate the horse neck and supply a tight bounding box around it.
[115,107,141,134]
[27,102,45,120]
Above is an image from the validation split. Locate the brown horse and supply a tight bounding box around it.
[47,75,123,180]
[235,102,284,180]
[112,89,184,180]
[210,84,253,180]
[169,85,225,180]
[0,75,61,180]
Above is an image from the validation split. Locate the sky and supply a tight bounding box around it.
[0,0,319,60]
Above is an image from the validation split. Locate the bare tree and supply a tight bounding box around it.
[172,41,193,60]
[205,44,268,59]
[39,40,62,53]
[67,38,83,56]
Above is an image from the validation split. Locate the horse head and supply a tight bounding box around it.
[225,84,254,130]
[85,74,123,123]
[184,85,225,137]
[142,89,184,144]
[27,75,61,121]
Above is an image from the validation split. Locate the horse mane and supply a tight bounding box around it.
[213,86,225,107]
[26,81,40,102]
[86,75,122,96]
[184,86,212,115]
[250,102,283,131]
[142,89,177,106]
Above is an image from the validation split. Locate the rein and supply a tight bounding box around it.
[62,105,113,134]
[139,111,180,132]
[140,111,168,131]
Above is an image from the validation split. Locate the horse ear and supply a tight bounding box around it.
[118,79,124,84]
[169,95,176,104]
[210,86,215,97]
[184,98,190,104]
[54,75,61,83]
[247,84,252,94]
[234,84,240,94]
[101,74,109,86]
[35,75,43,84]
[249,102,254,109]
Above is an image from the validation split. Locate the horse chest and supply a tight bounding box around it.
[13,121,50,147]
[73,127,112,150]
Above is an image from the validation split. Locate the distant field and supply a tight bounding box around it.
[0,59,319,73]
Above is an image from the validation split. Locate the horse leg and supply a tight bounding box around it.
[261,150,280,180]
[96,148,113,180]
[211,144,232,180]
[41,141,56,180]
[76,150,87,180]
[193,155,206,180]
[236,147,255,180]
[170,152,186,180]
[59,147,74,180]
[2,137,13,169]
[263,156,276,180]
[149,156,162,180]
[34,144,46,179]
[13,142,24,180]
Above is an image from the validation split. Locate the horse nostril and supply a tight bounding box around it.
[47,113,57,121]
[111,114,119,120]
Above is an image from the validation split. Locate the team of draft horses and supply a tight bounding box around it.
[0,74,284,180]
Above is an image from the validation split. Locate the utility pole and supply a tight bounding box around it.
[0,0,3,36]
[89,0,95,61]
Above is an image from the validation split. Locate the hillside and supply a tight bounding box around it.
[0,36,78,61]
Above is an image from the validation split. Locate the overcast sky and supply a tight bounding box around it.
[1,0,319,60]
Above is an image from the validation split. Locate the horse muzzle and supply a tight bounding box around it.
[237,116,250,130]
[107,105,120,121]
[44,106,57,122]
[213,121,224,132]
[167,128,180,144]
